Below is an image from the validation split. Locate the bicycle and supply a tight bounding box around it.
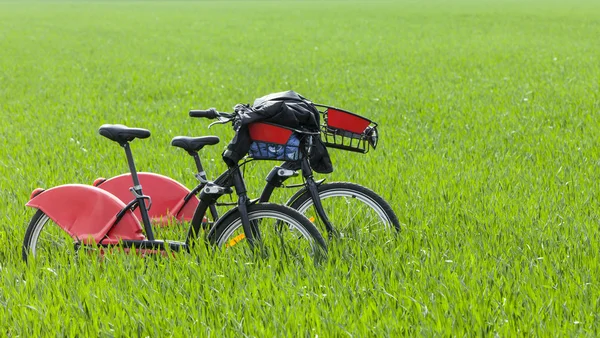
[93,104,400,242]
[22,124,327,264]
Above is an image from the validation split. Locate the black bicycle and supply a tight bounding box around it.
[188,104,400,242]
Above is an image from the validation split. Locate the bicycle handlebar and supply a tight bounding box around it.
[189,107,237,129]
[189,108,219,119]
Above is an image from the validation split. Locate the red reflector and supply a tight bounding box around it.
[30,188,45,200]
[93,177,107,187]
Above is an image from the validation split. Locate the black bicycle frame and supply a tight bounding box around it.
[185,165,260,247]
[258,157,336,237]
[98,142,260,253]
[100,137,330,253]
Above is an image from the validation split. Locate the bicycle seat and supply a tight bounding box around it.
[98,124,151,145]
[171,136,220,153]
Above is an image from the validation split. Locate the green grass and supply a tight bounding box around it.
[2,0,600,335]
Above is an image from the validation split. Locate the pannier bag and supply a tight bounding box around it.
[247,123,302,161]
[222,91,333,173]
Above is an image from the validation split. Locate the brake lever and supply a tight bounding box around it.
[208,117,232,128]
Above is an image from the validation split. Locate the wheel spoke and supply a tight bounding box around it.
[292,184,399,242]
[211,204,326,264]
[24,211,80,265]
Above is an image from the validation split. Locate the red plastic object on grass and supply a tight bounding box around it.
[26,184,144,244]
[93,172,199,225]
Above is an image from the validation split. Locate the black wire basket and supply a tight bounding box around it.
[314,104,378,154]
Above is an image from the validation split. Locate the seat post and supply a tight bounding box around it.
[123,143,141,187]
[190,152,207,181]
[122,142,155,240]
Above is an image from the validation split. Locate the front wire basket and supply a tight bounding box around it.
[314,104,378,154]
[320,125,377,153]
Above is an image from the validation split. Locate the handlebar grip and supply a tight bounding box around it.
[189,108,219,119]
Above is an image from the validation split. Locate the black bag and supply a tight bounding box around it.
[222,91,333,174]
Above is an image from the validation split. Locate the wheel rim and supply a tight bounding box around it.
[295,188,393,239]
[29,213,49,257]
[216,210,321,263]
[26,214,79,263]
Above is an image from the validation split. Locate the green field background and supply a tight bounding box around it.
[1,0,600,335]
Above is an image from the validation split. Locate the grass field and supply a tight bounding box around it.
[2,0,600,335]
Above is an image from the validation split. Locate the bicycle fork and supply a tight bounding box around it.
[230,167,262,248]
[299,159,339,238]
[189,166,260,248]
[260,160,338,239]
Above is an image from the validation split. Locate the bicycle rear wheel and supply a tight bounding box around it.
[22,209,80,264]
[287,182,400,240]
[207,203,327,263]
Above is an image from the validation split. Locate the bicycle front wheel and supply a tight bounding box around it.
[207,203,327,263]
[287,182,400,239]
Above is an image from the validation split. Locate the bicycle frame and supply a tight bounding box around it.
[185,164,263,246]
[258,157,336,236]
[117,147,270,251]
[93,155,337,238]
[89,121,339,243]
[97,144,263,253]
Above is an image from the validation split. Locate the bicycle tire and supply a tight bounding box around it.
[287,182,400,238]
[207,203,327,263]
[22,209,79,263]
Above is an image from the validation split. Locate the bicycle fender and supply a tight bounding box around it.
[94,172,198,223]
[26,184,144,244]
[284,179,326,207]
[209,205,241,231]
[284,187,308,207]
